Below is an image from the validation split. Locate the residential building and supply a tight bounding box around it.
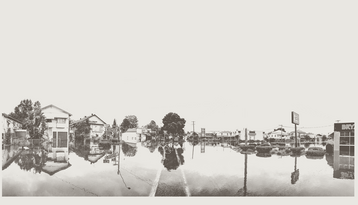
[121,128,140,143]
[41,104,72,155]
[71,114,107,142]
[2,113,26,145]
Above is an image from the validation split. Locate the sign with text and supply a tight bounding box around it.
[334,122,355,132]
[291,111,299,125]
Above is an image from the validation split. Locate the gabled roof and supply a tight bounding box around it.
[41,104,72,116]
[2,113,23,125]
[71,114,107,125]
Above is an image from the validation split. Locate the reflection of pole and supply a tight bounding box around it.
[244,153,248,196]
[192,143,194,159]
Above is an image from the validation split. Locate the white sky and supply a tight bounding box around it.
[1,1,357,135]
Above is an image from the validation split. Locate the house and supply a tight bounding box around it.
[41,104,72,155]
[121,128,140,144]
[2,113,27,145]
[71,114,107,143]
[268,130,289,140]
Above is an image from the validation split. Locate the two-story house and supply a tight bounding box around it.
[41,104,72,155]
[71,114,107,143]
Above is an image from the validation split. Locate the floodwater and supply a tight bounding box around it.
[2,139,355,196]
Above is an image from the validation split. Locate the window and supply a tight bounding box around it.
[46,119,52,123]
[57,118,66,124]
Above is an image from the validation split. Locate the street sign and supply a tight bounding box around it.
[291,111,299,125]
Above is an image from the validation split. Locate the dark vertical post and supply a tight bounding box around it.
[245,128,248,145]
[295,124,297,148]
[244,153,248,196]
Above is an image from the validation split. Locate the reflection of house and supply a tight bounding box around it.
[43,151,71,176]
[71,114,107,141]
[2,113,26,144]
[41,105,72,154]
[122,128,140,143]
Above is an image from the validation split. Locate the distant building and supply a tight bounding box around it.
[268,130,289,140]
[41,104,72,154]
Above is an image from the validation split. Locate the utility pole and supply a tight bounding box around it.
[192,121,195,133]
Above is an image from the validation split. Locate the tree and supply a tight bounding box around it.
[73,119,91,138]
[112,119,117,128]
[145,120,159,133]
[9,100,47,139]
[120,118,131,133]
[125,115,138,128]
[161,112,186,137]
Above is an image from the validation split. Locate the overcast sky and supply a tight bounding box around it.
[1,1,357,135]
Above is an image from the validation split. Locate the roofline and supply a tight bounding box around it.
[2,113,23,125]
[71,114,107,125]
[41,104,72,116]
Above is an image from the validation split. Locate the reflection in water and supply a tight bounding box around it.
[237,154,248,196]
[122,141,137,157]
[333,150,354,179]
[291,157,299,184]
[158,142,185,171]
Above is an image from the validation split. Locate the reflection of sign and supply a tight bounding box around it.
[201,141,205,153]
[291,169,300,184]
[291,112,299,125]
[334,170,354,179]
[201,128,205,137]
[334,122,355,132]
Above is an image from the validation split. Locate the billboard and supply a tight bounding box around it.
[291,111,299,125]
[334,122,355,132]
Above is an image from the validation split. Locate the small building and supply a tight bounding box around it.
[41,104,72,155]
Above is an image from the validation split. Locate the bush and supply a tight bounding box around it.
[291,147,305,154]
[256,153,272,158]
[306,147,325,156]
[256,145,272,153]
[240,144,255,151]
[326,144,333,154]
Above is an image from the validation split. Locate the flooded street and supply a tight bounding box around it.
[2,139,354,196]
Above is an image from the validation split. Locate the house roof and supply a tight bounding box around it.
[2,113,23,125]
[125,128,137,133]
[71,114,107,125]
[41,104,72,116]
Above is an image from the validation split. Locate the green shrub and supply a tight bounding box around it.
[306,147,325,156]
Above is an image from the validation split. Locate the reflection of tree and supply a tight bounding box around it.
[14,149,47,174]
[158,144,185,171]
[122,142,137,157]
[141,139,159,153]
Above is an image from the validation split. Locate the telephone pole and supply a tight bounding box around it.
[192,121,195,133]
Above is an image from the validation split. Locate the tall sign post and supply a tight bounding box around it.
[291,111,299,147]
